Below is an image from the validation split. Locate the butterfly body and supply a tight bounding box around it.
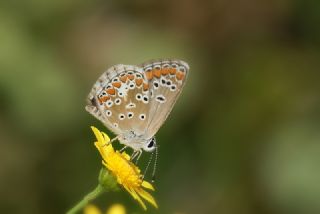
[86,59,189,152]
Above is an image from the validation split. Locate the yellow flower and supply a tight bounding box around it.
[106,204,126,214]
[84,204,126,214]
[91,126,158,210]
[84,204,102,214]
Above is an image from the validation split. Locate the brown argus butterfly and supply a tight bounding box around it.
[86,59,189,153]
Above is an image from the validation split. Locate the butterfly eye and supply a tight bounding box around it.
[148,140,154,148]
[143,137,156,152]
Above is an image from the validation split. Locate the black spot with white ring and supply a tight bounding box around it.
[118,92,124,97]
[106,110,112,117]
[106,100,113,107]
[112,77,119,82]
[129,82,135,89]
[127,112,134,119]
[161,78,166,85]
[118,113,125,120]
[156,95,166,103]
[170,85,177,92]
[115,98,121,105]
[153,81,159,89]
[139,114,146,120]
[142,95,149,104]
[136,93,142,101]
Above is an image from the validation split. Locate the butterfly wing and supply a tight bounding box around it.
[85,64,154,137]
[140,59,189,139]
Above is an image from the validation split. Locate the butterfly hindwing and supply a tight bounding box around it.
[140,59,189,139]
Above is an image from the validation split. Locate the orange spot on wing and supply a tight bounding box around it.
[176,72,185,81]
[135,78,143,86]
[106,88,116,95]
[161,68,170,75]
[120,75,127,83]
[98,96,110,104]
[146,71,153,80]
[169,68,177,75]
[112,82,121,88]
[153,69,161,78]
[128,74,134,80]
[143,82,149,91]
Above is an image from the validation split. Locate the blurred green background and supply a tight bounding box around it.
[1,0,320,214]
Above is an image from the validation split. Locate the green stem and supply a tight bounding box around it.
[66,185,105,214]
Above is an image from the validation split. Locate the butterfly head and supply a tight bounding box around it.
[143,136,157,152]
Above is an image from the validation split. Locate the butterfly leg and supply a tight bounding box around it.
[119,145,127,152]
[134,150,143,165]
[130,149,142,161]
[103,136,119,147]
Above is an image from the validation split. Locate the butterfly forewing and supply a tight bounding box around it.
[86,64,153,136]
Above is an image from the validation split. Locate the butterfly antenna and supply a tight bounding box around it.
[151,144,158,183]
[143,151,154,179]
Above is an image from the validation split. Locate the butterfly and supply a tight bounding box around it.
[86,59,189,153]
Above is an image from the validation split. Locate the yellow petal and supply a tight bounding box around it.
[91,126,105,145]
[141,181,155,191]
[136,188,158,209]
[120,152,130,161]
[124,186,147,210]
[84,204,102,214]
[106,204,126,214]
[102,132,111,143]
